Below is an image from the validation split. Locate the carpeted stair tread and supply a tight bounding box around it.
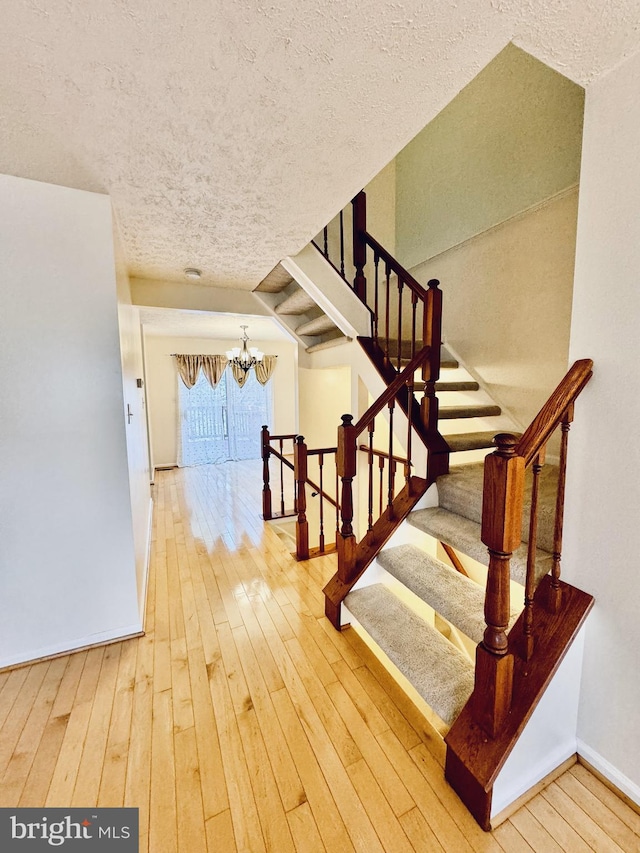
[407,507,552,587]
[377,545,520,643]
[305,335,352,353]
[439,404,501,420]
[296,314,339,336]
[275,288,317,315]
[443,431,501,452]
[437,462,559,553]
[345,583,473,725]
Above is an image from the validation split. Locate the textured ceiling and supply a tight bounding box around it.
[2,1,640,290]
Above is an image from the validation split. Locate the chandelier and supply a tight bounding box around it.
[225,325,264,373]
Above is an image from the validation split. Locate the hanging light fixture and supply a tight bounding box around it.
[225,325,264,373]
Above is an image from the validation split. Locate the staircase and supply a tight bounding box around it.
[259,190,595,830]
[255,262,352,353]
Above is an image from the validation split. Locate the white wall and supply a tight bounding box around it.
[144,335,297,468]
[0,175,141,667]
[396,44,584,269]
[411,188,578,430]
[564,47,640,804]
[298,365,351,450]
[114,227,153,620]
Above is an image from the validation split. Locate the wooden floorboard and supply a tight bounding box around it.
[1,459,638,852]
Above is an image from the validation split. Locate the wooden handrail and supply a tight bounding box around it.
[267,447,295,471]
[363,231,429,299]
[267,432,298,441]
[307,446,338,456]
[516,359,593,466]
[358,445,410,466]
[353,346,430,435]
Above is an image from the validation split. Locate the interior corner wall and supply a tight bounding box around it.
[143,335,297,469]
[563,46,640,803]
[0,175,141,667]
[396,43,584,269]
[298,365,352,450]
[410,188,578,430]
[114,225,153,618]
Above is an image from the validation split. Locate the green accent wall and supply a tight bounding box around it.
[396,44,584,269]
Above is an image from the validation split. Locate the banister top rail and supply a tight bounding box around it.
[353,346,430,435]
[268,448,295,470]
[307,446,338,456]
[516,359,593,466]
[267,433,298,441]
[358,445,410,466]
[363,232,430,298]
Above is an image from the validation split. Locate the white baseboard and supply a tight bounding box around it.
[492,740,576,818]
[577,739,640,807]
[0,621,144,670]
[139,496,154,629]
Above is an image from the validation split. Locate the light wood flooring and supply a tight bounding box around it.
[1,461,639,852]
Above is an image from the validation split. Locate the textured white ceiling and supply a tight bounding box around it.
[2,1,639,290]
[140,307,292,341]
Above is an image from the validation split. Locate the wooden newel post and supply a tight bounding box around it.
[473,433,524,738]
[261,425,272,520]
[352,191,367,303]
[337,414,358,584]
[294,436,309,561]
[421,279,442,435]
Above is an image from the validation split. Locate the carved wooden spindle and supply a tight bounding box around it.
[318,451,325,553]
[387,401,395,518]
[294,436,309,560]
[323,225,329,258]
[421,279,442,435]
[261,425,272,519]
[385,263,391,362]
[279,438,286,516]
[373,254,380,342]
[522,448,545,661]
[336,414,358,585]
[406,373,414,491]
[352,191,367,302]
[411,290,418,360]
[397,278,404,372]
[339,210,345,278]
[378,454,384,517]
[473,433,524,738]
[367,421,375,531]
[549,404,573,612]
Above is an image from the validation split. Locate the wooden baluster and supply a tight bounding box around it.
[397,278,404,372]
[352,191,367,302]
[339,210,345,278]
[323,225,329,259]
[336,414,358,585]
[367,421,374,531]
[373,253,380,343]
[522,448,545,661]
[411,290,418,360]
[261,425,272,519]
[279,438,285,516]
[378,454,384,518]
[385,263,391,363]
[549,404,574,613]
[387,401,395,518]
[335,463,340,542]
[420,279,442,435]
[473,433,524,738]
[294,436,309,560]
[318,451,325,553]
[406,373,414,491]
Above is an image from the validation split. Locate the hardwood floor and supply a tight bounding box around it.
[1,460,638,852]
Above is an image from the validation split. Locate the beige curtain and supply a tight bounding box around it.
[201,355,228,389]
[230,362,250,388]
[175,354,202,389]
[254,355,277,385]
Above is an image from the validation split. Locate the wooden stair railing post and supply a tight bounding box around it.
[261,425,272,520]
[420,279,442,435]
[294,436,309,561]
[473,433,524,739]
[522,447,545,661]
[549,403,574,613]
[352,191,367,303]
[336,414,358,583]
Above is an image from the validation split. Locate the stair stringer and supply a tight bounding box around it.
[280,244,371,341]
